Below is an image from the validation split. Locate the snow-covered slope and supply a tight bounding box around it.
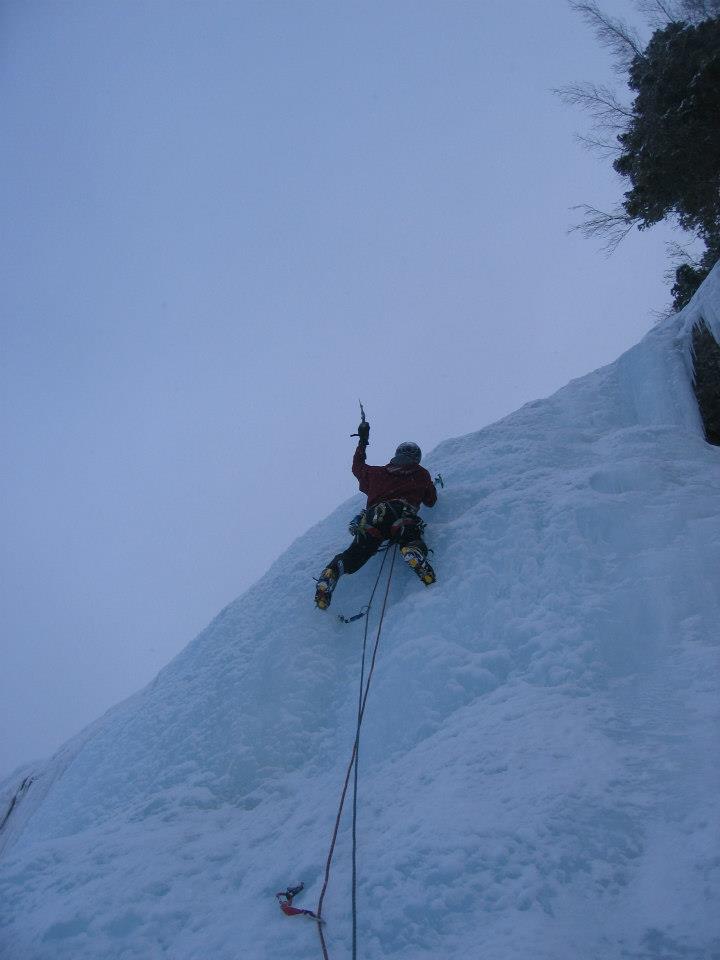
[2,270,719,960]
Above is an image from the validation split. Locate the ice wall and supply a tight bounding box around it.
[1,266,719,960]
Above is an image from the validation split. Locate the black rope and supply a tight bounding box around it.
[351,549,392,958]
[351,596,373,956]
[316,545,398,960]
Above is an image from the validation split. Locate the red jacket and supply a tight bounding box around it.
[352,445,437,510]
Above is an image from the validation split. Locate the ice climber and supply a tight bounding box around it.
[314,414,438,610]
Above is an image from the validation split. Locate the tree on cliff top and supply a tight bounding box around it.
[560,1,720,309]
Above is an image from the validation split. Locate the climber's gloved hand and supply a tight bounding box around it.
[357,420,370,447]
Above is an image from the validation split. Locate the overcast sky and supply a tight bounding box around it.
[1,0,684,778]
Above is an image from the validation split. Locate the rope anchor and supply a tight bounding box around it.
[276,883,323,923]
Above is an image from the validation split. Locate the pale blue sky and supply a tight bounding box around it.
[1,0,681,777]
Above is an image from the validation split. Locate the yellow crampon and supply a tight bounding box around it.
[400,545,436,585]
[314,567,338,610]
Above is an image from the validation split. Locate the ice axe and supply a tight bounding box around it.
[350,400,368,444]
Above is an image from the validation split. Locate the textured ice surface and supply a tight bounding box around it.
[1,268,719,959]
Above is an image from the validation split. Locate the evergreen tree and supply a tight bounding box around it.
[561,2,720,309]
[617,17,720,306]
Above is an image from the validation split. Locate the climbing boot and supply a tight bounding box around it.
[314,565,339,610]
[400,545,436,586]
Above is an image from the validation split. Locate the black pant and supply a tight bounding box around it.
[330,501,428,576]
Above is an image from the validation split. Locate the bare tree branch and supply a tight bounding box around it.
[556,81,633,132]
[575,133,623,159]
[666,240,703,267]
[675,0,720,23]
[569,1,646,70]
[634,0,676,28]
[570,204,635,254]
[650,303,677,321]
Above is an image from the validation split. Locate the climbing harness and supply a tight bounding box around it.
[335,503,426,624]
[315,544,398,960]
[363,500,425,542]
